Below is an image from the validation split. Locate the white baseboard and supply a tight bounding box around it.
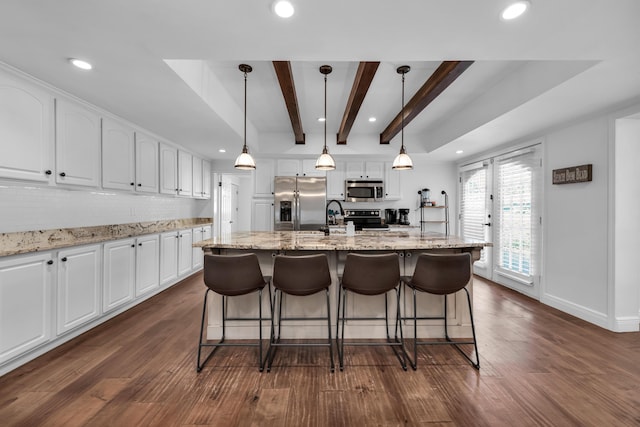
[611,316,640,332]
[540,293,609,329]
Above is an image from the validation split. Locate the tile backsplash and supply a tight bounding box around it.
[0,183,212,233]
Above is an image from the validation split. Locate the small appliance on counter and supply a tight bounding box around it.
[398,208,410,225]
[344,209,389,230]
[384,208,398,224]
[418,188,432,207]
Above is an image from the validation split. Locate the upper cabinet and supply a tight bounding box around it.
[178,150,193,197]
[192,156,203,198]
[276,158,325,177]
[202,160,211,199]
[254,158,275,198]
[0,72,53,183]
[326,161,345,200]
[159,143,178,195]
[134,132,159,194]
[55,99,101,187]
[345,161,384,179]
[384,162,402,200]
[102,117,135,191]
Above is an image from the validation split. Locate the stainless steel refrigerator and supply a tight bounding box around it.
[274,176,326,231]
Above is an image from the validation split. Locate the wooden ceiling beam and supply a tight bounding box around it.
[379,60,474,144]
[272,61,305,144]
[336,61,380,145]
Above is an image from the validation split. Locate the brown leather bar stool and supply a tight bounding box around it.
[268,254,334,372]
[401,252,480,370]
[337,253,406,370]
[197,253,272,372]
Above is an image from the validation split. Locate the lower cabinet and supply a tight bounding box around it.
[135,235,160,297]
[178,229,193,276]
[160,231,179,286]
[56,245,101,335]
[103,239,136,313]
[0,252,53,364]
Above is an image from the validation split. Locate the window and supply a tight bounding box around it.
[494,147,541,283]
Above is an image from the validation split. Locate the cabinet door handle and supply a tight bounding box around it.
[59,172,66,177]
[138,243,142,246]
[137,183,142,187]
[47,260,54,265]
[45,170,52,175]
[131,244,135,247]
[61,257,67,262]
[130,182,135,186]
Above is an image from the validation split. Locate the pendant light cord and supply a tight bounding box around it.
[324,74,327,150]
[243,70,247,151]
[401,71,405,151]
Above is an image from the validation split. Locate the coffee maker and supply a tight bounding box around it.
[418,188,431,207]
[384,208,397,224]
[398,208,410,225]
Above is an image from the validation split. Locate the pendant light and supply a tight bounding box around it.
[392,65,413,170]
[234,64,256,170]
[315,65,336,170]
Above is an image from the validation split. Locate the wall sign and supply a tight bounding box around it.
[552,164,592,184]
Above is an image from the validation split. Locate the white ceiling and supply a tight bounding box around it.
[1,0,639,162]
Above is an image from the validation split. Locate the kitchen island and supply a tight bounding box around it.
[195,230,489,340]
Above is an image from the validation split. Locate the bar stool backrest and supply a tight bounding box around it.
[204,253,266,296]
[341,253,400,295]
[273,254,331,296]
[410,253,472,295]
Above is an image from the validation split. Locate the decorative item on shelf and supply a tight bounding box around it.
[315,65,336,171]
[392,65,413,171]
[418,188,431,207]
[234,64,256,170]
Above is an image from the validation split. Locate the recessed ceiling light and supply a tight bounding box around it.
[69,58,92,70]
[456,150,464,154]
[317,117,326,122]
[368,117,377,122]
[273,1,294,18]
[501,1,530,20]
[219,149,226,153]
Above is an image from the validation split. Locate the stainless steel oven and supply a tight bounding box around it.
[344,180,384,202]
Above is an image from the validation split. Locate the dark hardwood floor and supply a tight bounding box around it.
[1,273,639,426]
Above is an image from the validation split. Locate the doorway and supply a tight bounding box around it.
[459,144,542,299]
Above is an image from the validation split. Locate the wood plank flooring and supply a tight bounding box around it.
[1,273,639,426]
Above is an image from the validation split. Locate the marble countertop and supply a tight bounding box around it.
[195,230,490,252]
[1,218,213,257]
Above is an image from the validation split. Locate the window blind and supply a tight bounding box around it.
[460,164,487,264]
[495,148,540,282]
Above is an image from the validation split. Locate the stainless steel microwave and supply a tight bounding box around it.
[344,180,384,202]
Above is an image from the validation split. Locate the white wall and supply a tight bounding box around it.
[542,116,610,325]
[613,117,640,330]
[0,182,211,233]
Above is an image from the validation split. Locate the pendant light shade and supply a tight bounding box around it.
[235,64,256,170]
[315,65,336,170]
[392,65,413,171]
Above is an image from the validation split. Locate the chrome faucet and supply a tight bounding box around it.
[324,199,345,235]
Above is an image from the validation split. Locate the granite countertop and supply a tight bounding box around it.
[0,218,213,257]
[194,230,491,252]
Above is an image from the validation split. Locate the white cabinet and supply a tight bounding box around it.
[160,231,179,286]
[0,72,53,183]
[252,200,274,231]
[327,161,345,200]
[384,162,402,200]
[178,151,193,197]
[202,225,212,240]
[103,239,136,312]
[102,117,135,191]
[55,99,101,187]
[277,159,300,176]
[202,160,211,199]
[178,228,193,276]
[159,143,178,195]
[192,156,203,198]
[0,252,53,364]
[253,158,275,198]
[276,158,325,177]
[301,159,326,177]
[192,227,205,270]
[345,161,384,179]
[135,132,159,194]
[135,234,160,297]
[56,245,101,335]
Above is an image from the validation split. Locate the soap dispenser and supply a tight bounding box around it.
[346,221,355,237]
